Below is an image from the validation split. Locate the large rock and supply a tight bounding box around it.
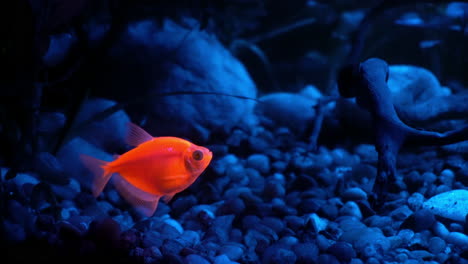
[57,137,113,191]
[96,19,257,141]
[423,189,468,222]
[256,86,323,135]
[330,64,462,144]
[387,65,451,107]
[74,98,130,152]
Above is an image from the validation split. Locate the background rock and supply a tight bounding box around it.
[95,19,258,142]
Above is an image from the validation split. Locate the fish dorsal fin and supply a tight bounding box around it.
[126,122,154,147]
[112,174,161,217]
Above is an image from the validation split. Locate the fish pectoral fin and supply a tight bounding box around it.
[160,174,189,185]
[162,193,176,203]
[112,174,160,217]
[125,122,154,147]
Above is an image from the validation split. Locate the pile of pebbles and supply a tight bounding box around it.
[2,124,468,264]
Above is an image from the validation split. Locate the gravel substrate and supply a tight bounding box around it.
[2,123,468,264]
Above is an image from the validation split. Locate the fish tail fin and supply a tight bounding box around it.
[80,154,112,197]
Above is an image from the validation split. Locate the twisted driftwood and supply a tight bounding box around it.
[337,58,468,207]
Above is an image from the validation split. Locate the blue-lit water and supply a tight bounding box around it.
[2,1,467,264]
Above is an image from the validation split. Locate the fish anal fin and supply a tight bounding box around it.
[125,122,154,147]
[162,193,176,203]
[80,154,111,197]
[112,174,161,217]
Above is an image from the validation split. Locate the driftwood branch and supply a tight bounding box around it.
[337,58,468,208]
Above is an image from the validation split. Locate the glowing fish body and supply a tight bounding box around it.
[81,123,212,216]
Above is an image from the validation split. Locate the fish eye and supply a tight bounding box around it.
[192,150,204,161]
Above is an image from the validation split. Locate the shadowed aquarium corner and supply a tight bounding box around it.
[1,1,468,263]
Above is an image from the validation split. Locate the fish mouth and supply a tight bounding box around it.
[207,151,213,162]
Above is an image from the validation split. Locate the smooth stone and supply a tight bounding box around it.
[413,209,436,232]
[206,215,235,243]
[398,229,415,243]
[262,245,297,264]
[423,189,468,222]
[434,185,451,195]
[350,258,364,264]
[51,178,81,200]
[327,242,356,262]
[342,187,367,201]
[390,205,413,221]
[242,215,261,229]
[278,236,299,248]
[211,154,239,175]
[246,169,265,193]
[330,148,357,167]
[144,246,162,260]
[299,198,323,214]
[395,252,409,263]
[292,243,319,263]
[112,213,134,232]
[450,222,464,233]
[185,254,210,264]
[404,171,424,193]
[104,19,258,141]
[161,239,185,255]
[387,65,448,107]
[439,169,455,187]
[433,222,450,238]
[408,250,434,261]
[446,232,468,249]
[163,218,184,234]
[218,243,244,261]
[142,231,163,248]
[365,215,392,229]
[339,201,362,219]
[353,144,378,164]
[246,154,271,174]
[284,216,305,232]
[171,195,198,217]
[338,216,366,232]
[317,254,340,264]
[218,198,246,216]
[365,257,380,264]
[318,202,339,220]
[180,230,200,247]
[317,234,333,251]
[261,217,285,234]
[8,170,39,186]
[264,182,286,199]
[256,92,316,136]
[407,192,425,211]
[340,227,390,254]
[428,237,446,254]
[60,206,80,220]
[229,228,243,243]
[213,254,239,264]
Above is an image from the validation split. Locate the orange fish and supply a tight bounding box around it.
[81,122,212,216]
